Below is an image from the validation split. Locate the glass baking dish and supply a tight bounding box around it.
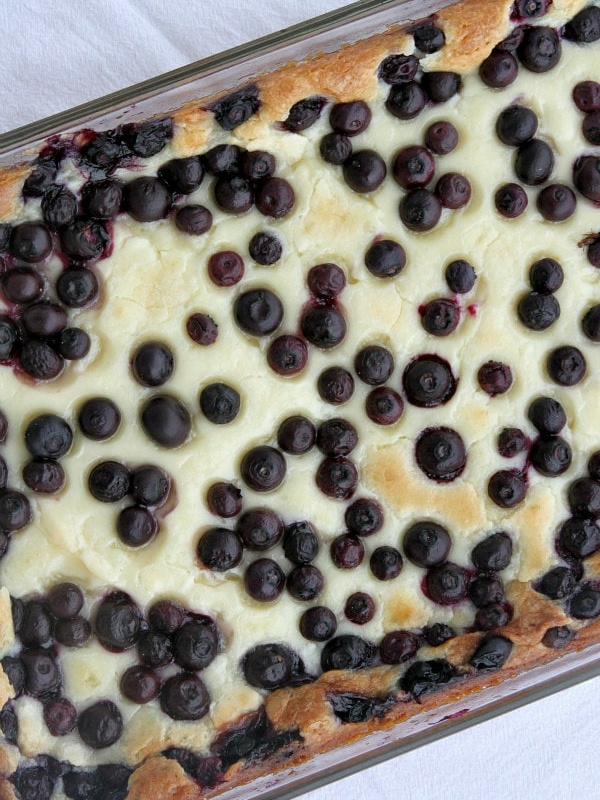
[1,1,600,799]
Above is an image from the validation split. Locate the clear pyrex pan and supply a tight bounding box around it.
[2,1,600,799]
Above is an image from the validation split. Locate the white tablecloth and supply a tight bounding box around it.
[0,2,598,798]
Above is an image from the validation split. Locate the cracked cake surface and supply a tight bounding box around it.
[0,0,600,797]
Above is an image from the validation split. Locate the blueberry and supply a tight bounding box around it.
[241,150,276,181]
[11,764,55,800]
[197,527,243,571]
[403,520,451,567]
[301,305,346,348]
[488,470,527,507]
[174,618,220,670]
[517,292,560,330]
[366,385,405,425]
[283,96,327,132]
[267,335,308,376]
[515,139,554,185]
[474,603,512,631]
[78,397,121,440]
[583,110,600,145]
[537,184,576,222]
[244,559,285,601]
[307,263,346,299]
[214,176,254,214]
[0,455,7,489]
[330,533,364,569]
[132,341,174,387]
[10,222,52,263]
[570,582,600,619]
[415,427,466,482]
[477,361,513,396]
[78,700,123,748]
[445,259,476,293]
[287,565,324,601]
[399,189,442,232]
[392,146,435,190]
[130,465,170,508]
[329,101,372,136]
[529,258,563,293]
[122,117,173,157]
[158,156,204,194]
[80,129,130,172]
[320,132,353,165]
[21,648,61,698]
[469,634,513,670]
[344,592,375,625]
[317,366,355,404]
[0,701,18,744]
[59,219,109,261]
[316,457,358,499]
[0,410,7,444]
[528,396,566,434]
[22,302,67,337]
[321,635,375,671]
[469,575,505,607]
[573,155,600,203]
[277,415,316,455]
[160,673,211,720]
[3,267,44,304]
[542,626,575,649]
[88,461,130,502]
[243,643,298,689]
[342,148,387,193]
[511,0,550,19]
[23,459,65,494]
[573,81,600,113]
[24,414,72,459]
[354,345,394,386]
[411,22,445,53]
[207,250,244,287]
[203,144,245,175]
[248,231,283,266]
[186,313,218,346]
[380,630,420,664]
[2,656,25,695]
[558,517,600,558]
[424,120,459,154]
[140,395,192,448]
[479,51,518,88]
[175,205,213,235]
[564,6,600,42]
[54,616,91,647]
[364,239,406,279]
[546,346,586,386]
[400,659,457,698]
[237,508,283,550]
[148,599,186,635]
[116,505,158,547]
[589,451,600,480]
[62,770,100,800]
[123,177,171,222]
[200,382,241,425]
[379,53,419,84]
[255,178,295,219]
[20,600,53,647]
[0,488,31,531]
[422,71,461,103]
[316,418,358,458]
[517,26,561,72]
[423,623,455,647]
[345,498,383,537]
[370,546,403,580]
[56,328,90,361]
[435,172,472,209]
[234,288,283,336]
[120,665,161,704]
[385,82,427,120]
[209,85,260,131]
[282,521,319,564]
[93,591,142,651]
[471,531,513,571]
[241,446,286,492]
[44,696,77,736]
[568,478,600,519]
[81,178,123,219]
[495,183,528,218]
[300,606,337,641]
[496,105,538,146]
[403,355,457,408]
[23,153,59,197]
[41,186,77,230]
[536,566,577,600]
[56,267,99,307]
[420,298,460,336]
[137,631,173,668]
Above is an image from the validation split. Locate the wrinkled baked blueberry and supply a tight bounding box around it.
[399,189,442,232]
[93,591,142,652]
[200,382,241,425]
[249,231,283,266]
[469,634,513,670]
[88,461,130,502]
[469,575,505,607]
[378,54,419,84]
[558,517,600,558]
[21,648,61,698]
[41,186,77,230]
[330,533,365,569]
[44,697,77,736]
[316,457,358,499]
[238,149,276,180]
[307,263,346,299]
[354,345,394,385]
[380,630,420,664]
[420,298,460,336]
[243,643,302,689]
[517,292,560,330]
[23,152,60,197]
[477,361,513,396]
[209,85,260,131]
[564,5,600,42]
[411,21,445,53]
[320,132,353,165]
[424,623,455,647]
[11,764,56,800]
[546,345,586,386]
[55,616,91,648]
[573,81,600,112]
[321,634,375,671]
[206,482,242,518]
[185,313,218,346]
[282,521,319,564]
[160,673,211,721]
[343,150,387,193]
[138,631,173,668]
[317,366,355,404]
[277,416,316,455]
[287,565,324,601]
[345,498,384,537]
[364,239,406,279]
[148,599,186,635]
[370,546,403,581]
[2,656,25,696]
[173,618,220,671]
[542,625,575,649]
[479,51,518,88]
[425,562,471,605]
[0,702,17,744]
[244,559,285,602]
[198,527,243,571]
[392,146,435,190]
[474,603,512,631]
[235,288,284,336]
[400,659,457,699]
[267,335,308,376]
[122,117,172,157]
[60,219,109,261]
[517,26,561,72]
[386,82,427,120]
[316,418,358,458]
[424,120,459,155]
[300,606,337,641]
[536,566,578,600]
[487,470,527,507]
[237,508,283,551]
[471,531,513,571]
[403,354,457,407]
[283,96,327,132]
[211,707,301,768]
[158,156,204,194]
[498,428,527,457]
[10,222,52,263]
[140,395,192,448]
[495,183,528,217]
[116,505,158,547]
[403,520,451,568]
[415,427,466,482]
[56,267,99,308]
[511,0,550,19]
[570,582,600,619]
[241,446,286,492]
[328,692,395,723]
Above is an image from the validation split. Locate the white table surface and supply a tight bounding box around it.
[1,2,599,798]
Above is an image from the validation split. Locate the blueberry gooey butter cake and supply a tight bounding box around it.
[1,0,600,797]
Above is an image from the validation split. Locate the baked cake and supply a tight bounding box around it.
[0,0,600,797]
